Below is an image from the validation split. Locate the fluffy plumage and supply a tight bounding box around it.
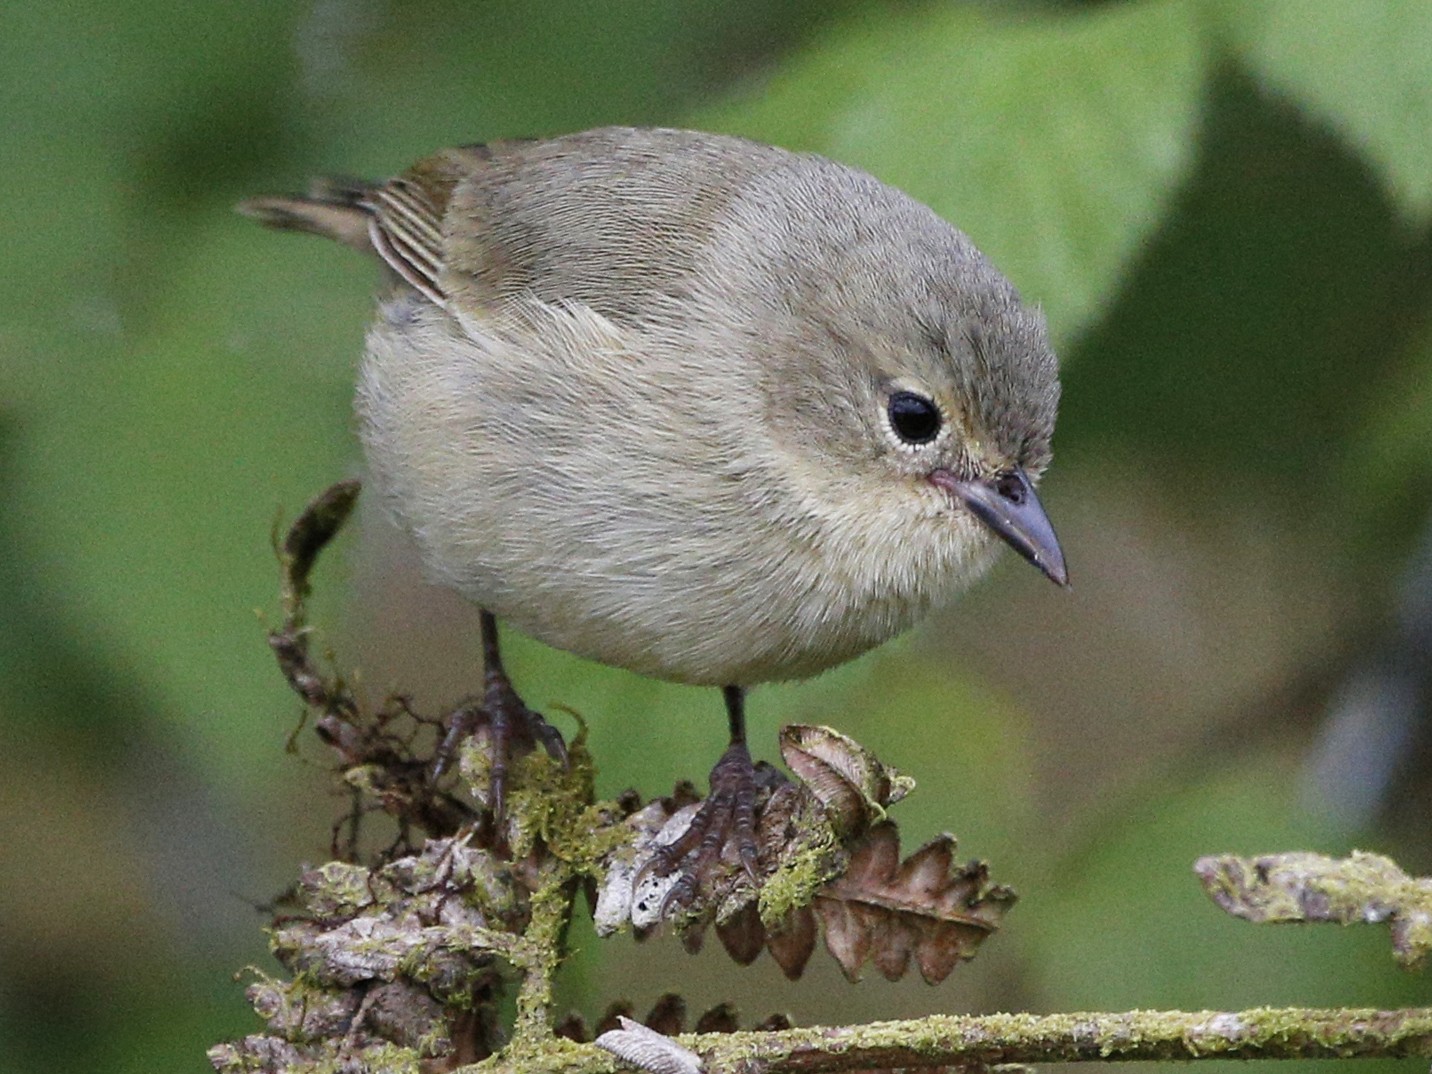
[242,126,1061,686]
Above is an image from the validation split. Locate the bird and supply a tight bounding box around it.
[239,125,1066,898]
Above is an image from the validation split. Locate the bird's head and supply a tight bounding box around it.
[728,162,1067,591]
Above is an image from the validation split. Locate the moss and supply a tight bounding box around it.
[757,804,846,926]
[314,1042,423,1074]
[301,860,380,917]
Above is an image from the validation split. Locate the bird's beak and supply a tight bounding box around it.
[930,467,1069,587]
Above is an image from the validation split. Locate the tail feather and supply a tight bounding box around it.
[235,177,376,252]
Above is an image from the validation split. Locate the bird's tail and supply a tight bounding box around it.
[235,176,377,252]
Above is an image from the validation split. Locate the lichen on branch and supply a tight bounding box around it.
[211,483,1432,1074]
[213,483,1017,1074]
[1196,850,1432,972]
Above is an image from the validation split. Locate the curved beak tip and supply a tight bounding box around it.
[931,467,1069,590]
[1043,556,1071,589]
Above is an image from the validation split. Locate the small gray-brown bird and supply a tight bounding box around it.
[241,126,1066,897]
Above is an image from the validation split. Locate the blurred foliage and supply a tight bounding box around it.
[1,1,1429,1073]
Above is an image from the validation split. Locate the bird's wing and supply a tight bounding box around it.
[237,144,504,308]
[435,128,787,323]
[362,144,510,307]
[241,129,790,322]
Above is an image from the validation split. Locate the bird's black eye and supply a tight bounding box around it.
[887,391,942,445]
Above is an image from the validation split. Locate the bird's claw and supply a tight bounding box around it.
[430,668,567,828]
[639,740,763,917]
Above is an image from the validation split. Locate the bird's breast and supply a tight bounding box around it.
[356,297,980,686]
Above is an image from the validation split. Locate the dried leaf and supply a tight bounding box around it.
[694,1003,739,1034]
[779,725,914,835]
[687,821,1014,982]
[765,905,819,980]
[598,729,1010,984]
[644,993,688,1037]
[716,900,766,966]
[812,822,1016,983]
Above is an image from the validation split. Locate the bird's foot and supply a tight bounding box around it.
[642,741,766,916]
[433,668,567,825]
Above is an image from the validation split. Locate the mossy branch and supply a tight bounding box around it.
[214,484,1432,1074]
[557,1006,1432,1074]
[1196,851,1432,971]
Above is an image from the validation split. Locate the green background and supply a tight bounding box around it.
[2,1,1429,1071]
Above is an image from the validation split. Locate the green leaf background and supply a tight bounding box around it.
[1,2,1428,1071]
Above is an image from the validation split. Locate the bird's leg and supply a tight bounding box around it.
[433,610,567,823]
[648,685,763,913]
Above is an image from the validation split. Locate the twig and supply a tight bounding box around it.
[269,479,361,722]
[1195,851,1432,971]
[509,857,577,1046]
[230,485,1432,1074]
[478,1007,1432,1074]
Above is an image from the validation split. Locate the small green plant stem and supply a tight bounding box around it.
[508,858,578,1048]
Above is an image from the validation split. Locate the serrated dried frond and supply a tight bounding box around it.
[810,822,1016,983]
[764,901,820,979]
[716,900,766,965]
[597,729,1010,983]
[600,728,911,942]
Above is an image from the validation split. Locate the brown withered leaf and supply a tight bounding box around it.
[711,821,1015,982]
[764,900,819,979]
[603,727,910,947]
[808,822,1016,983]
[715,900,766,965]
[693,1003,739,1034]
[779,725,914,836]
[604,726,1012,984]
[643,993,687,1037]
